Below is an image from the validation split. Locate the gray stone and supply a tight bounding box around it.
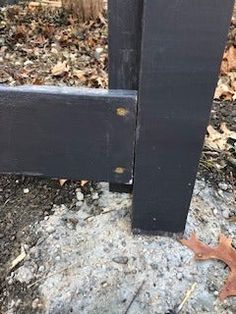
[15,266,35,284]
[112,256,129,265]
[46,226,55,234]
[76,191,84,201]
[223,209,230,219]
[92,192,99,200]
[218,182,228,191]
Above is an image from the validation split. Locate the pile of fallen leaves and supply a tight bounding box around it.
[0,4,108,88]
[214,9,236,102]
[200,9,236,187]
[201,112,236,187]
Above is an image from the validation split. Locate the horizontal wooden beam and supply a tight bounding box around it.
[0,85,137,183]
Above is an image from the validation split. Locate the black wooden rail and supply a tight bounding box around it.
[0,0,234,234]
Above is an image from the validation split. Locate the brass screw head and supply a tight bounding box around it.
[114,167,125,174]
[116,107,128,117]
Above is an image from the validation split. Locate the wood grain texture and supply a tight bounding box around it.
[133,0,234,233]
[108,0,143,192]
[0,85,137,183]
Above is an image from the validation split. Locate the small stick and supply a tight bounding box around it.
[28,261,81,288]
[124,280,145,314]
[84,209,116,221]
[176,283,197,313]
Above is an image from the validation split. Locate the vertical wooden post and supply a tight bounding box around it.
[133,0,234,234]
[108,0,143,193]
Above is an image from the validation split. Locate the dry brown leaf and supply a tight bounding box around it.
[52,61,69,76]
[205,123,236,151]
[181,233,236,300]
[28,1,62,9]
[81,180,89,187]
[73,70,87,82]
[231,79,236,91]
[214,82,234,101]
[59,179,67,186]
[225,46,236,72]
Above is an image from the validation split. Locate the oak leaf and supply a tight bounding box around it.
[181,233,236,300]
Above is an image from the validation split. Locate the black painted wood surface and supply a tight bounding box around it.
[0,85,137,183]
[108,0,143,90]
[132,0,234,233]
[108,0,143,192]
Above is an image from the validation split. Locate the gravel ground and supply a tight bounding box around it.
[1,180,236,314]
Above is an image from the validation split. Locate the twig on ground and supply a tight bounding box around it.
[124,280,145,314]
[28,261,81,288]
[176,283,197,313]
[84,209,116,221]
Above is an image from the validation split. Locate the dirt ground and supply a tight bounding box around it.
[0,2,236,314]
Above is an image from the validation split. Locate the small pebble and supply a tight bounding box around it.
[24,60,34,66]
[150,263,159,270]
[46,226,55,234]
[94,47,104,60]
[8,278,13,285]
[38,265,45,273]
[23,188,29,194]
[92,193,99,200]
[112,256,129,265]
[219,182,228,191]
[76,201,83,207]
[177,273,183,280]
[76,191,84,201]
[223,209,230,219]
[212,208,218,216]
[32,298,43,309]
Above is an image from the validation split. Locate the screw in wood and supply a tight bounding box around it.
[114,167,125,174]
[116,107,128,117]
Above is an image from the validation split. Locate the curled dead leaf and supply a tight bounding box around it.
[214,81,234,101]
[73,70,87,83]
[52,61,69,77]
[81,180,89,187]
[59,179,67,186]
[224,46,236,73]
[205,123,236,151]
[181,233,236,300]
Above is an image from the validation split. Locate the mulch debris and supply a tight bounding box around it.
[0,3,108,88]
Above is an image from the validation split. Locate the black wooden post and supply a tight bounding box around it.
[132,0,234,234]
[108,0,143,193]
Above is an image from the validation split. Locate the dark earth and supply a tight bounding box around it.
[0,2,236,313]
